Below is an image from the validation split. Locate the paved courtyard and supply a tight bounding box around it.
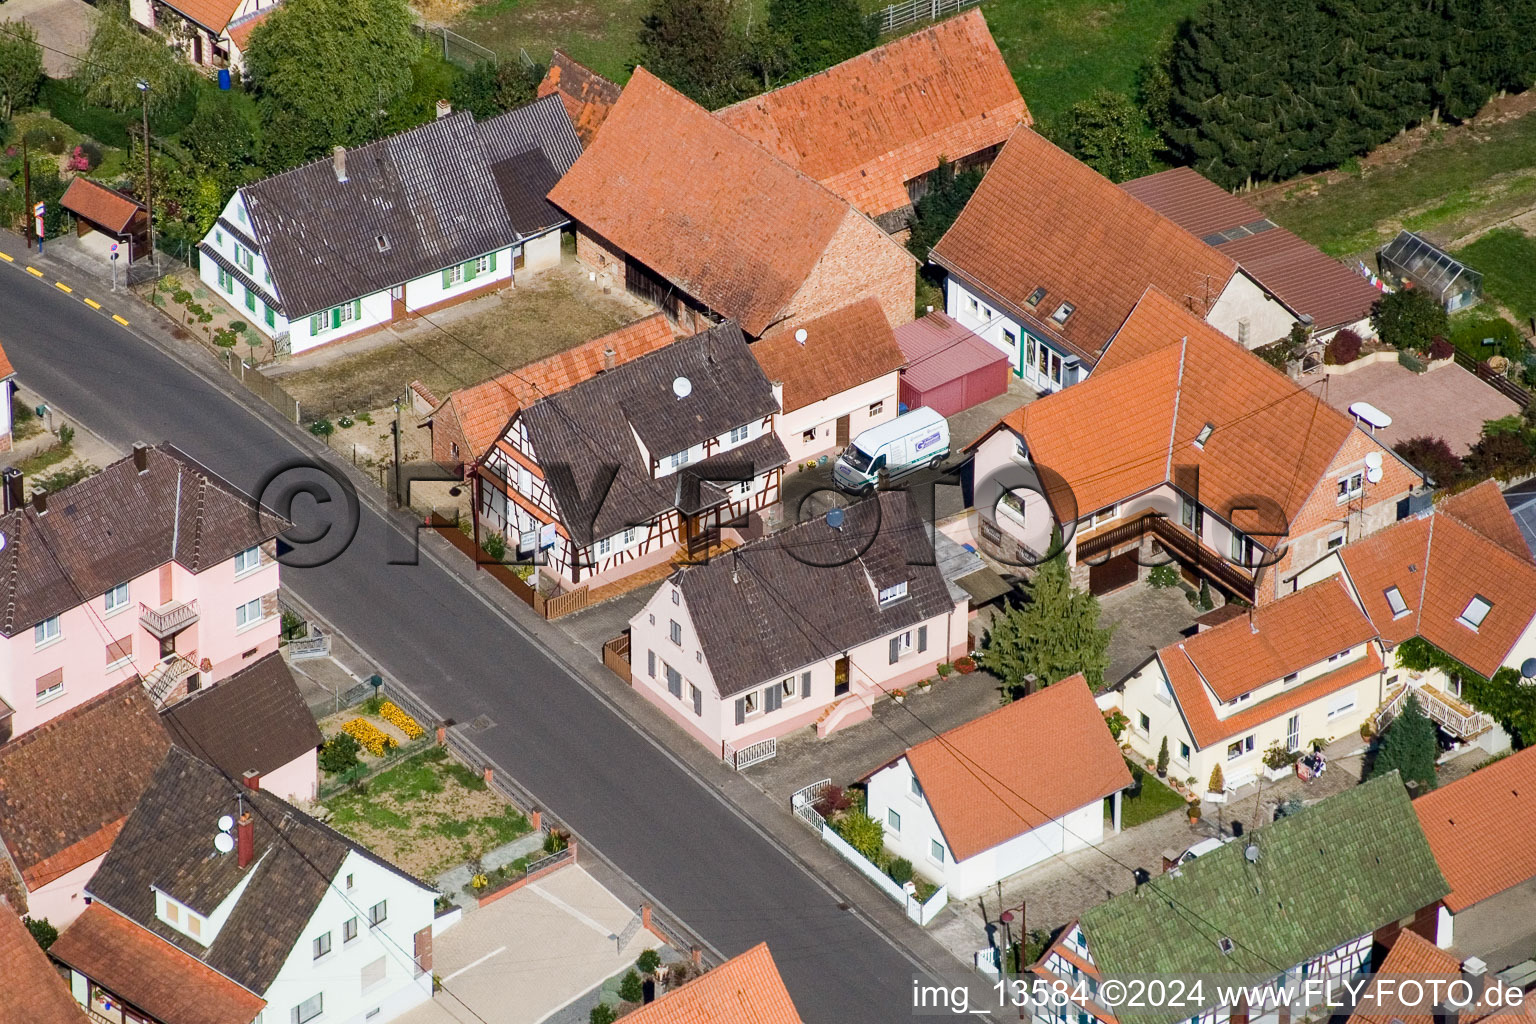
[1096,580,1204,687]
[396,866,655,1024]
[1312,359,1520,454]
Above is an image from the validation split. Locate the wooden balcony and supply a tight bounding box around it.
[139,599,199,639]
[1075,512,1256,601]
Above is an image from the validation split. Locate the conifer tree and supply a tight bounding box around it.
[979,547,1113,697]
[1369,693,1438,793]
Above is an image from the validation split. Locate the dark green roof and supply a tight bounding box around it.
[1078,774,1447,1022]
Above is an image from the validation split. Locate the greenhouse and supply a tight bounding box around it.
[1377,230,1482,312]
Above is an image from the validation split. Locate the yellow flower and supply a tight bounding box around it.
[379,701,425,740]
[342,718,395,756]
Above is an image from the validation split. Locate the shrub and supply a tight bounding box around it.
[936,661,954,677]
[812,785,854,817]
[1427,335,1455,361]
[1467,428,1536,480]
[67,145,90,171]
[1393,436,1463,488]
[38,78,133,147]
[1373,288,1450,352]
[1147,564,1180,589]
[79,140,103,168]
[1187,800,1201,820]
[1324,328,1363,365]
[309,419,334,437]
[1398,350,1427,373]
[833,809,885,860]
[23,916,57,950]
[619,969,644,1003]
[337,415,354,428]
[543,829,569,855]
[1262,741,1297,769]
[1103,709,1129,740]
[1198,580,1213,610]
[637,949,662,974]
[887,857,914,885]
[590,1004,617,1024]
[1208,764,1224,794]
[482,532,507,561]
[1157,736,1170,775]
[213,328,237,348]
[318,732,361,774]
[57,424,74,447]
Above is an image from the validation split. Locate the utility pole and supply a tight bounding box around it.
[21,133,30,251]
[392,394,403,507]
[136,79,156,273]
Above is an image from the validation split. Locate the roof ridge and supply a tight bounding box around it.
[1164,334,1188,481]
[1416,513,1434,636]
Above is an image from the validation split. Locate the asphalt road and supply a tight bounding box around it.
[0,263,929,1021]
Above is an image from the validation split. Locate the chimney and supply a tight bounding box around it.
[1,467,21,512]
[242,769,261,791]
[30,488,46,515]
[1022,673,1038,696]
[1462,957,1488,1003]
[333,145,347,183]
[1435,1000,1460,1024]
[236,811,254,869]
[602,345,615,371]
[435,99,452,119]
[132,442,149,474]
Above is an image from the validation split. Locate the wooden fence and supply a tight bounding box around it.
[875,0,979,33]
[1453,350,1532,408]
[220,345,302,423]
[426,515,591,620]
[602,632,631,683]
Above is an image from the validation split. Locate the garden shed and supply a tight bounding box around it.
[894,310,1009,417]
[1378,231,1482,312]
[60,177,149,263]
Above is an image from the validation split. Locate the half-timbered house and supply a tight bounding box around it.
[469,320,788,592]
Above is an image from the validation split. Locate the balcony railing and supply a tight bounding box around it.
[143,655,200,706]
[139,599,199,639]
[1076,512,1257,601]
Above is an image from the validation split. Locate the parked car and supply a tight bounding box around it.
[832,406,949,494]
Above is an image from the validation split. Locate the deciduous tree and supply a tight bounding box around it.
[1049,89,1157,183]
[1371,288,1450,352]
[0,21,43,121]
[905,158,983,262]
[766,0,877,78]
[77,4,191,116]
[635,0,750,108]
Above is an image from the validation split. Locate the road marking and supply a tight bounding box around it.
[83,298,101,310]
[25,266,42,277]
[0,252,12,262]
[528,882,617,940]
[54,282,71,293]
[111,314,129,326]
[441,946,506,983]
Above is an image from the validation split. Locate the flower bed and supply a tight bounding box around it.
[343,717,396,757]
[380,700,425,740]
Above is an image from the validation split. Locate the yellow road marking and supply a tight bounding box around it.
[0,252,13,262]
[54,282,71,293]
[112,314,129,326]
[25,266,42,277]
[83,298,101,310]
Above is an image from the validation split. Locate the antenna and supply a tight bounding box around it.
[672,376,692,400]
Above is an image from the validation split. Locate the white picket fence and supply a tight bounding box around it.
[876,0,981,34]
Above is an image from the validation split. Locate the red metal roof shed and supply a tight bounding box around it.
[895,311,1008,417]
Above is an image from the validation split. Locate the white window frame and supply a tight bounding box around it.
[34,615,61,648]
[235,546,261,575]
[1337,472,1364,503]
[894,630,913,657]
[622,526,638,546]
[594,537,612,557]
[1385,586,1409,618]
[368,900,387,927]
[446,263,466,285]
[887,808,902,834]
[742,691,760,716]
[1458,595,1492,631]
[729,424,749,444]
[930,838,944,863]
[869,401,883,417]
[293,993,324,1024]
[343,917,359,944]
[1226,735,1255,761]
[1327,530,1346,550]
[104,582,130,615]
[669,449,691,469]
[1327,693,1357,720]
[780,676,797,700]
[235,598,263,631]
[878,581,908,605]
[475,254,491,274]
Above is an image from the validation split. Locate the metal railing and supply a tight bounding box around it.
[791,779,833,829]
[287,629,330,661]
[144,655,199,705]
[139,599,199,638]
[723,736,777,771]
[875,0,980,33]
[411,22,498,69]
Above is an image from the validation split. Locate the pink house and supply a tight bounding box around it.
[0,442,286,743]
[628,491,967,765]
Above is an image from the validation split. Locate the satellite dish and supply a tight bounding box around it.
[1366,465,1384,483]
[825,508,845,530]
[794,328,808,345]
[1365,451,1383,470]
[671,376,693,400]
[1244,844,1261,863]
[214,832,235,854]
[1522,657,1536,679]
[217,814,234,832]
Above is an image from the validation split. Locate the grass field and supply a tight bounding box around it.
[1454,229,1536,325]
[450,0,1194,124]
[1255,104,1536,260]
[1112,761,1188,828]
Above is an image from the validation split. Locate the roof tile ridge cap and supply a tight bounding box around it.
[0,513,19,636]
[1163,336,1189,483]
[1416,514,1435,636]
[189,474,208,571]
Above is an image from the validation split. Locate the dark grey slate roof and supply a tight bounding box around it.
[86,747,434,996]
[160,653,323,780]
[1507,492,1536,562]
[677,491,955,698]
[196,244,281,315]
[240,99,581,320]
[490,149,564,240]
[521,320,786,546]
[0,444,287,637]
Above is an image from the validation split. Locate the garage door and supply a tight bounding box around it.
[1088,552,1138,595]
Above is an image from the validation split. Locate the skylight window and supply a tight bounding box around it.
[1384,586,1409,618]
[376,235,390,252]
[1458,595,1492,631]
[1026,286,1047,307]
[878,581,908,605]
[1050,302,1075,325]
[1194,423,1214,447]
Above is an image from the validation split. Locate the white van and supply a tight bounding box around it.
[832,407,949,493]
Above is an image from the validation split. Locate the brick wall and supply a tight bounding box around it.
[430,402,470,468]
[770,210,916,339]
[573,223,628,278]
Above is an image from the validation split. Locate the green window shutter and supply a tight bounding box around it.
[487,250,496,272]
[245,288,256,312]
[442,267,452,289]
[464,259,477,282]
[353,299,361,319]
[265,305,275,327]
[310,313,322,334]
[331,307,341,329]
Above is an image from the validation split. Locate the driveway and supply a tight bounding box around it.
[6,0,96,76]
[396,866,656,1024]
[1312,359,1520,454]
[1097,580,1204,687]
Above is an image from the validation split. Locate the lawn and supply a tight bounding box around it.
[1110,761,1187,828]
[273,265,648,416]
[449,0,1194,124]
[323,746,531,878]
[1255,102,1536,260]
[1453,228,1536,325]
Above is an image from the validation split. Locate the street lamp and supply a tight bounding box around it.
[999,910,1015,974]
[136,79,156,272]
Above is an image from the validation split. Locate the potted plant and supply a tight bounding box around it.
[891,688,907,704]
[1157,737,1170,778]
[1262,742,1296,781]
[917,677,933,693]
[954,656,976,674]
[1188,800,1201,825]
[1205,764,1227,803]
[937,662,954,678]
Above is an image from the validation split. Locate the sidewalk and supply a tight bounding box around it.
[3,383,123,476]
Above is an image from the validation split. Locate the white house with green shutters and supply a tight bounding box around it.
[197,96,582,355]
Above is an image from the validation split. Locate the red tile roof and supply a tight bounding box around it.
[750,298,904,412]
[225,9,272,52]
[0,900,86,1024]
[716,10,1029,218]
[1121,167,1381,333]
[901,675,1131,862]
[930,128,1235,363]
[1170,576,1378,702]
[50,905,267,1024]
[60,178,143,235]
[1344,930,1487,1024]
[157,0,244,30]
[547,68,856,337]
[1439,480,1533,561]
[0,680,172,888]
[1337,509,1536,678]
[894,310,1008,393]
[1413,745,1536,912]
[537,51,621,147]
[980,289,1366,529]
[621,942,804,1024]
[0,338,13,381]
[438,314,676,461]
